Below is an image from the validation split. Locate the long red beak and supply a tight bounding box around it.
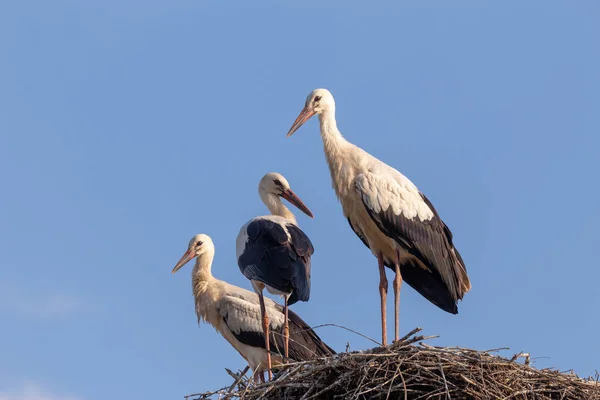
[172,249,194,274]
[287,106,315,137]
[281,188,314,218]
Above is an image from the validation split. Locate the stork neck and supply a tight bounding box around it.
[260,192,297,222]
[192,250,215,289]
[319,109,348,153]
[319,109,341,137]
[319,109,352,196]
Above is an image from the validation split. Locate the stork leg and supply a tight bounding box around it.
[377,252,388,346]
[259,372,265,384]
[257,292,273,380]
[283,296,289,361]
[393,249,403,342]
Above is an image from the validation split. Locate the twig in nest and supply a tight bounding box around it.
[511,352,531,366]
[224,366,250,397]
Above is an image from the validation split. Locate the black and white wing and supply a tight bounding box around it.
[237,217,314,304]
[354,171,471,314]
[218,289,335,360]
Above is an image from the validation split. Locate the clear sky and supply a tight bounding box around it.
[1,1,599,399]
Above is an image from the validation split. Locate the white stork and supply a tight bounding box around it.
[236,172,314,377]
[286,89,471,346]
[172,234,334,383]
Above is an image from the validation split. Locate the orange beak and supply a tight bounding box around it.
[281,188,314,218]
[172,249,194,274]
[287,106,315,137]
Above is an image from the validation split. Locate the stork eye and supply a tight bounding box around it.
[196,241,203,247]
[273,179,282,187]
[314,96,322,102]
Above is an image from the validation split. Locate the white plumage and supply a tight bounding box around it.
[355,172,434,221]
[287,88,471,346]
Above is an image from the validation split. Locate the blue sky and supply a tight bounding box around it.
[1,1,599,399]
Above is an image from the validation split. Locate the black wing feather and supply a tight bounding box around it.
[238,219,314,305]
[285,224,313,304]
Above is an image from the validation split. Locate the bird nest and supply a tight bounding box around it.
[185,328,600,400]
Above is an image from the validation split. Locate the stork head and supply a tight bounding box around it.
[172,234,214,274]
[259,172,314,218]
[287,88,335,137]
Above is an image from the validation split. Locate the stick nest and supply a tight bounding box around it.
[186,328,600,400]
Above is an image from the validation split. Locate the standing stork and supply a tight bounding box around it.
[286,89,471,346]
[236,172,314,378]
[172,234,334,382]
